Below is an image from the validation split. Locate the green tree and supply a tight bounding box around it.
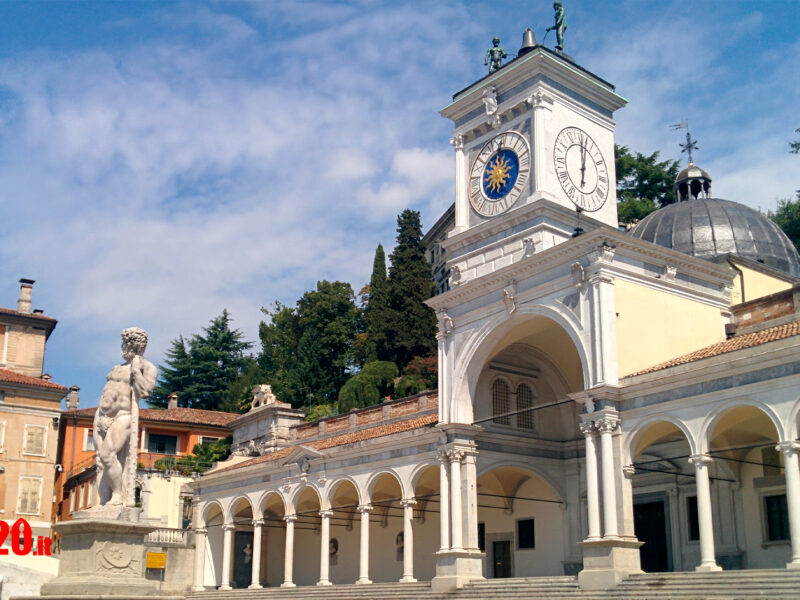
[148,336,193,408]
[790,127,800,155]
[338,361,398,412]
[222,357,267,413]
[615,145,680,225]
[149,311,251,411]
[384,210,437,369]
[258,281,360,408]
[363,244,390,363]
[770,197,800,253]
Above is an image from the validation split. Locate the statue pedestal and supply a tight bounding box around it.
[40,516,159,597]
[578,537,643,590]
[430,549,484,592]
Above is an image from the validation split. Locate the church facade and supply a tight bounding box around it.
[188,40,800,592]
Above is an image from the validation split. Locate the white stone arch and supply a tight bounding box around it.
[452,303,590,424]
[699,398,783,454]
[326,475,365,508]
[477,458,567,504]
[409,460,440,494]
[225,494,255,524]
[624,414,697,465]
[256,489,289,517]
[366,468,408,501]
[289,482,325,514]
[785,394,800,441]
[199,499,224,528]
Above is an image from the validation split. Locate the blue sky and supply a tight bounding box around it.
[0,1,798,408]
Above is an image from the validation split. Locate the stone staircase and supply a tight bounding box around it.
[187,570,800,600]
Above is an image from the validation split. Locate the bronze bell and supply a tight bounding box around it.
[519,28,537,56]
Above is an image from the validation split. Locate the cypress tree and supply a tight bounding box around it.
[364,244,390,362]
[385,209,437,369]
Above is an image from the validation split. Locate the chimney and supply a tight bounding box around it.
[66,386,80,410]
[17,278,34,314]
[167,393,179,410]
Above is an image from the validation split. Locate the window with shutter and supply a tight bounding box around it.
[0,420,6,452]
[23,424,47,456]
[0,325,6,363]
[17,477,42,515]
[516,383,535,431]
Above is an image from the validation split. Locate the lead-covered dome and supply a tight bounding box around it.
[630,197,800,277]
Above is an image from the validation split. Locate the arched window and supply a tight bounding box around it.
[492,379,510,424]
[516,383,535,431]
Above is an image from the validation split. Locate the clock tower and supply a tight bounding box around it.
[440,38,626,284]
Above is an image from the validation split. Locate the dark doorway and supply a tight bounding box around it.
[634,499,671,572]
[233,530,254,588]
[493,540,512,578]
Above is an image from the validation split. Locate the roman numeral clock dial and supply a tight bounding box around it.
[468,131,531,217]
[554,127,609,212]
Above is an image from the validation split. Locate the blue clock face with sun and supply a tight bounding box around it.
[469,131,530,217]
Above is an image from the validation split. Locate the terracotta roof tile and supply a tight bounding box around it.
[213,413,439,474]
[0,368,67,391]
[629,320,800,377]
[64,406,238,428]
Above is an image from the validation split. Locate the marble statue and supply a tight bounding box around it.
[93,328,157,508]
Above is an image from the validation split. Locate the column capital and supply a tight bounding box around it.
[319,510,334,518]
[437,449,450,464]
[578,420,596,436]
[357,504,373,514]
[525,89,554,110]
[252,519,264,528]
[621,464,636,479]
[222,523,236,532]
[194,527,208,535]
[400,498,417,508]
[450,135,464,150]
[595,414,620,433]
[688,454,714,467]
[447,448,466,463]
[284,514,298,523]
[776,441,800,455]
[587,274,615,287]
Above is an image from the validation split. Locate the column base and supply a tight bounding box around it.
[317,580,332,586]
[281,581,296,588]
[431,548,484,592]
[578,537,643,591]
[695,562,723,572]
[355,577,372,584]
[248,583,263,589]
[191,586,206,592]
[399,576,418,583]
[219,584,232,590]
[787,561,800,570]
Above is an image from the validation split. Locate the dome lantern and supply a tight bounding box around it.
[675,164,712,202]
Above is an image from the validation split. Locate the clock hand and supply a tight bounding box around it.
[579,142,587,188]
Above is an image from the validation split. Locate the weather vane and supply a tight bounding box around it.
[671,119,698,165]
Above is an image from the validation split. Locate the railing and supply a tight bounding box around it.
[137,452,213,475]
[65,454,97,480]
[145,527,190,546]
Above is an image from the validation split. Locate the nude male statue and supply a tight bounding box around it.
[94,328,157,506]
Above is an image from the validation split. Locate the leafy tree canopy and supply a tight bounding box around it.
[363,244,390,364]
[615,144,680,225]
[790,127,800,155]
[770,197,800,253]
[338,361,398,412]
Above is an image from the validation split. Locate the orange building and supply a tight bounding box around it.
[0,279,67,539]
[55,397,237,528]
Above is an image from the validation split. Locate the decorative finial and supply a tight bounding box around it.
[484,36,507,74]
[671,119,699,166]
[545,0,567,51]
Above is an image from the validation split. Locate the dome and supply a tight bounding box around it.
[630,197,800,278]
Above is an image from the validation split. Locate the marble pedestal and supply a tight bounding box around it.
[577,537,643,590]
[40,515,159,597]
[430,549,484,592]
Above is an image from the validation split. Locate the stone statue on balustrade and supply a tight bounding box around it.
[92,327,157,513]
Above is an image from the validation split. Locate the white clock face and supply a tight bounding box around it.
[554,127,609,212]
[468,131,531,217]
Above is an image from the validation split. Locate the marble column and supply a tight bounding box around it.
[220,523,234,590]
[249,519,263,589]
[451,135,468,232]
[318,510,333,586]
[580,420,601,540]
[464,451,479,550]
[356,505,373,584]
[689,455,722,571]
[400,499,417,582]
[192,528,207,591]
[448,450,464,551]
[527,90,553,193]
[438,451,450,551]
[777,441,800,569]
[281,515,297,587]
[598,415,619,538]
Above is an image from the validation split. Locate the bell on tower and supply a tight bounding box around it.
[519,28,537,56]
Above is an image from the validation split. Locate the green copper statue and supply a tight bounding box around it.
[546,0,567,51]
[484,37,507,74]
